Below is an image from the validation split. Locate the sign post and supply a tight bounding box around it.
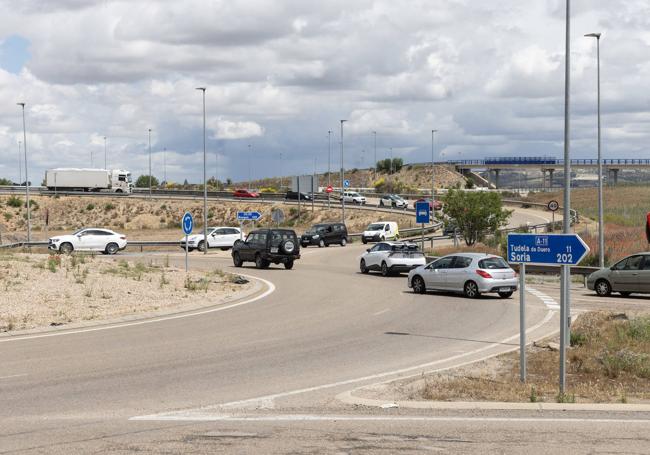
[237,211,262,236]
[548,200,560,232]
[507,233,589,388]
[415,201,431,252]
[182,212,193,273]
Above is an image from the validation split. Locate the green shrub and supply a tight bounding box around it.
[103,203,116,212]
[86,203,95,211]
[7,196,22,208]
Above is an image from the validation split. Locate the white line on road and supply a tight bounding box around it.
[373,309,390,316]
[0,374,27,380]
[0,274,275,344]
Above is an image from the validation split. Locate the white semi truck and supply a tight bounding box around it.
[45,168,133,193]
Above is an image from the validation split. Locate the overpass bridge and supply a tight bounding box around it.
[447,157,650,188]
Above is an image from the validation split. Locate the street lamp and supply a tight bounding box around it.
[104,136,107,169]
[340,119,347,223]
[248,144,252,190]
[17,140,22,185]
[163,147,167,184]
[148,128,152,198]
[431,130,438,202]
[389,147,393,174]
[585,32,604,269]
[17,102,31,243]
[196,87,207,255]
[373,131,377,181]
[327,130,332,209]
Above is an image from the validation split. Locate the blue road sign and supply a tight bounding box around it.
[507,233,589,265]
[343,179,350,188]
[182,212,193,235]
[237,211,262,221]
[415,201,430,224]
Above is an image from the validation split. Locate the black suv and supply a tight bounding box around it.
[300,223,348,248]
[232,229,300,269]
[285,191,312,201]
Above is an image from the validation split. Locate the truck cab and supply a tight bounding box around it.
[111,170,132,193]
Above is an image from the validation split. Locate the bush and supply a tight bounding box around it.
[103,203,116,212]
[443,190,512,246]
[86,203,95,211]
[7,196,22,208]
[376,158,403,174]
[0,178,12,185]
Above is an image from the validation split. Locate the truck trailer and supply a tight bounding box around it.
[45,168,132,193]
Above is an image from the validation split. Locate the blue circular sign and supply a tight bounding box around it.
[343,179,350,188]
[182,212,193,235]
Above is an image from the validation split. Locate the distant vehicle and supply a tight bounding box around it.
[416,198,443,211]
[49,228,127,254]
[379,194,408,208]
[342,191,366,205]
[232,228,300,269]
[442,219,459,236]
[300,223,348,247]
[233,189,260,198]
[360,242,426,276]
[361,221,399,244]
[587,253,650,297]
[408,253,518,298]
[45,168,132,193]
[180,227,242,252]
[285,191,312,201]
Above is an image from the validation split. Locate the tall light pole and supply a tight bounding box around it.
[103,136,107,169]
[585,32,604,269]
[196,87,207,255]
[17,102,31,243]
[340,120,347,223]
[17,140,22,185]
[431,129,438,201]
[389,147,394,174]
[279,152,283,190]
[248,144,252,190]
[328,130,332,209]
[163,147,167,184]
[373,131,377,181]
[148,128,152,198]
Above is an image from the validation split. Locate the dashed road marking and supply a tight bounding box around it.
[527,287,560,310]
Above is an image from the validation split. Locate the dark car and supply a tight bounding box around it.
[232,228,300,269]
[300,223,348,248]
[285,191,312,201]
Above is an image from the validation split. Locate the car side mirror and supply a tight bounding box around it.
[366,248,371,253]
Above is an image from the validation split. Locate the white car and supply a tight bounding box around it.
[48,228,127,254]
[378,194,408,208]
[180,226,243,252]
[342,191,366,205]
[360,241,426,276]
[361,221,400,244]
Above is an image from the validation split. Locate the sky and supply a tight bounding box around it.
[0,0,649,184]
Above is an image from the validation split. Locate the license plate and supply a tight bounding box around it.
[271,247,278,253]
[499,287,511,292]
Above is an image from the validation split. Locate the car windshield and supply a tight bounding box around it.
[367,224,385,231]
[207,228,217,235]
[478,257,509,269]
[391,243,418,251]
[72,228,86,235]
[307,225,328,234]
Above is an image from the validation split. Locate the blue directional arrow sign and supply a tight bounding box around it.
[343,179,350,188]
[415,201,430,224]
[507,233,590,265]
[237,211,262,221]
[182,212,193,235]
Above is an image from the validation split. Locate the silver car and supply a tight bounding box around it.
[408,253,518,298]
[587,253,650,297]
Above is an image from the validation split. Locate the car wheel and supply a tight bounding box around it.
[59,242,73,254]
[381,262,390,277]
[498,291,513,299]
[220,247,230,251]
[595,279,611,297]
[255,254,268,269]
[284,260,294,270]
[341,238,347,247]
[197,241,206,252]
[318,239,325,248]
[362,238,367,244]
[233,252,243,267]
[360,259,369,274]
[412,276,426,294]
[619,291,631,297]
[380,200,384,207]
[105,242,119,255]
[463,281,480,298]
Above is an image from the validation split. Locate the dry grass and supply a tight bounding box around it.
[578,224,649,266]
[426,242,502,258]
[420,311,650,403]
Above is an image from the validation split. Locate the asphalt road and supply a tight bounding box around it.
[1,209,647,454]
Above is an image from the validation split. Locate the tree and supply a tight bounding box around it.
[376,158,403,174]
[443,190,512,246]
[135,175,159,188]
[0,177,12,185]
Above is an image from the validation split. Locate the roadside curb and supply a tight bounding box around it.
[336,390,650,412]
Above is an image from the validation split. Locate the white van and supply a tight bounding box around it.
[361,221,399,244]
[342,191,366,205]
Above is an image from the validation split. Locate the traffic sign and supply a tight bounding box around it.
[182,212,193,235]
[325,185,333,193]
[415,201,430,224]
[343,179,350,188]
[237,211,262,221]
[271,208,285,223]
[548,200,560,212]
[507,233,589,266]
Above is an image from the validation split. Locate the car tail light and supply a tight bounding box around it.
[476,270,492,279]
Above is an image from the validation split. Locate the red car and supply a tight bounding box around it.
[233,189,260,198]
[416,198,443,211]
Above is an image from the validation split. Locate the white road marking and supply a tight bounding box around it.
[0,274,275,344]
[373,309,390,316]
[527,287,560,310]
[0,374,27,380]
[132,310,555,421]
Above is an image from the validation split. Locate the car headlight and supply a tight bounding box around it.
[312,235,320,239]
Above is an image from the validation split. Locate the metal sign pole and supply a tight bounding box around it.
[421,223,424,251]
[185,234,189,273]
[519,263,526,382]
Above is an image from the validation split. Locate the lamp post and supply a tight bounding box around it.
[340,120,347,223]
[17,140,22,185]
[248,144,252,190]
[104,136,107,169]
[163,147,167,184]
[17,102,31,243]
[196,87,207,255]
[585,32,604,269]
[327,130,332,209]
[373,131,377,181]
[148,128,152,198]
[279,152,283,190]
[390,147,393,174]
[431,129,437,202]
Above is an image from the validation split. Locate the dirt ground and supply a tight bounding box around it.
[0,251,255,332]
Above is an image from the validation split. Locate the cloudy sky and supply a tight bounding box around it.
[0,0,649,184]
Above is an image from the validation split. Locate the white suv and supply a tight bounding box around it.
[180,226,243,252]
[49,228,127,254]
[342,191,366,205]
[359,241,426,276]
